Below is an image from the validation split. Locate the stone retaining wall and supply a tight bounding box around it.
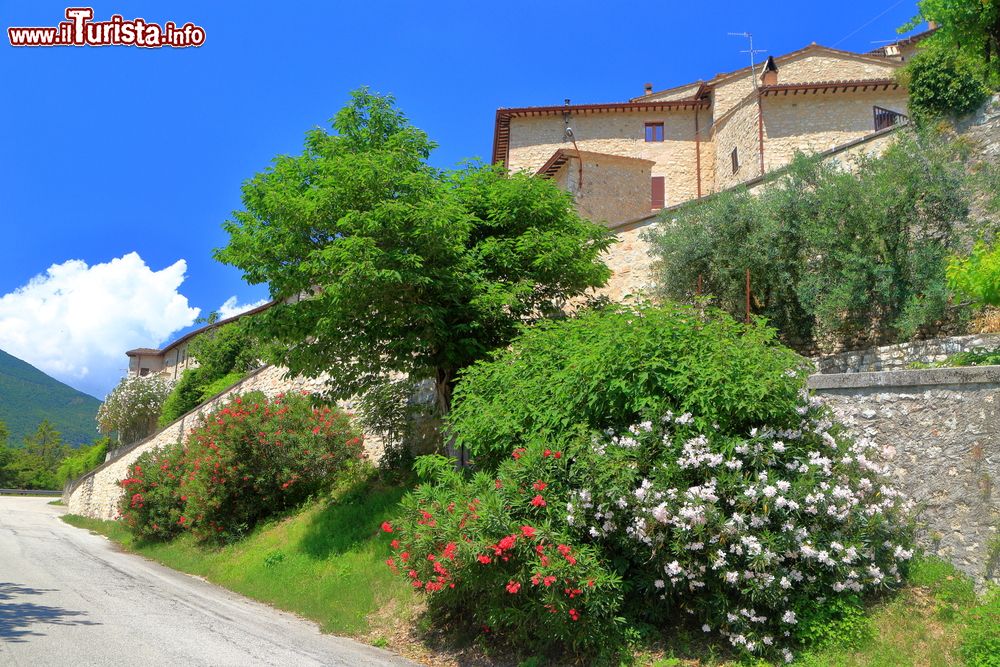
[815,333,1000,374]
[65,365,386,521]
[809,366,1000,585]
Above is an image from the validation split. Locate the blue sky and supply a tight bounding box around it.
[0,0,922,397]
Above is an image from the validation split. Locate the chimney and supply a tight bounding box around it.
[644,82,653,96]
[761,56,779,87]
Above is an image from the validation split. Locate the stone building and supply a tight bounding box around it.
[491,31,931,299]
[125,300,274,381]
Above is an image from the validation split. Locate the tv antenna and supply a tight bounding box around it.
[728,32,767,90]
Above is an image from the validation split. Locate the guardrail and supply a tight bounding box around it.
[0,488,62,496]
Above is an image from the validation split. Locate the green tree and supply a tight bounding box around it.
[215,89,612,417]
[9,421,69,489]
[906,0,1000,85]
[647,132,971,350]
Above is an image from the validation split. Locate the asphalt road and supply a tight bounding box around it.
[0,496,414,666]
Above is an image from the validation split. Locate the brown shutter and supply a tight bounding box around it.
[651,176,665,209]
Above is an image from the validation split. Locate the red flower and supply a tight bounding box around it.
[400,551,410,562]
[178,516,186,525]
[520,525,536,538]
[542,449,552,458]
[554,451,563,459]
[390,539,400,549]
[497,535,517,551]
[531,495,546,507]
[512,447,526,460]
[569,608,580,621]
[381,521,393,533]
[495,479,502,489]
[532,480,547,491]
[477,554,491,564]
[505,581,521,594]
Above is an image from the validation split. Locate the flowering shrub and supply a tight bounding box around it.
[385,453,623,654]
[117,442,186,540]
[118,391,365,542]
[389,304,914,660]
[98,375,171,445]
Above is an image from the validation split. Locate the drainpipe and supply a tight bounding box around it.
[757,93,765,176]
[695,107,702,198]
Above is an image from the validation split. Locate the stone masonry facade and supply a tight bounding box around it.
[810,367,1000,586]
[816,333,1000,374]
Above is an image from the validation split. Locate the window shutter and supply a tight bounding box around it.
[651,176,665,209]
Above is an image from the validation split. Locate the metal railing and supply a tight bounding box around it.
[0,488,62,496]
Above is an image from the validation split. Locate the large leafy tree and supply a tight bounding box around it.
[215,89,612,416]
[906,0,1000,85]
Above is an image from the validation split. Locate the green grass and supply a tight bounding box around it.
[62,471,417,638]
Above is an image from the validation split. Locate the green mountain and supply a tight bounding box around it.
[0,348,101,447]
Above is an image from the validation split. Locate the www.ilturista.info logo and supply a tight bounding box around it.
[8,8,205,48]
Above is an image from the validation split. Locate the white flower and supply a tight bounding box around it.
[702,624,711,632]
[654,579,665,589]
[782,610,797,624]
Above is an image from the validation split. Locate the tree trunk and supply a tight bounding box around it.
[435,367,469,468]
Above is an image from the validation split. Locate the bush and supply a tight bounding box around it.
[56,438,109,486]
[175,391,363,542]
[157,315,267,427]
[98,375,171,445]
[903,44,990,122]
[948,238,1000,307]
[119,391,366,543]
[389,304,914,661]
[385,454,624,656]
[449,302,808,472]
[117,442,187,540]
[647,132,972,350]
[962,588,1000,667]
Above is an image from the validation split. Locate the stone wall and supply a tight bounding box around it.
[507,110,704,208]
[815,333,1000,374]
[809,367,1000,585]
[558,152,655,226]
[66,365,388,521]
[762,89,909,172]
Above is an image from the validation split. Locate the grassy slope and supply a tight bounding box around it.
[0,348,101,446]
[64,480,995,666]
[63,473,416,639]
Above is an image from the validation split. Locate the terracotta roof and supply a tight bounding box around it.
[535,149,655,178]
[868,27,936,56]
[634,43,901,103]
[492,99,708,167]
[759,78,901,96]
[125,348,161,357]
[126,299,277,359]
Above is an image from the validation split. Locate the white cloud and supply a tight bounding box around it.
[217,295,269,320]
[0,252,199,398]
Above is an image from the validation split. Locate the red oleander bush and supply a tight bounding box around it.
[118,391,365,542]
[117,442,187,540]
[384,453,624,656]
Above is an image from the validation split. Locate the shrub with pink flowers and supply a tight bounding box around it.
[117,441,187,540]
[384,453,624,655]
[387,304,914,661]
[118,391,365,542]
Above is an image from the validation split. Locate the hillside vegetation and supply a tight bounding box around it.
[0,348,100,446]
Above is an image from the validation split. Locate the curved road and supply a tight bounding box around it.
[0,496,413,666]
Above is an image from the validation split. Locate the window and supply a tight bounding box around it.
[731,147,740,174]
[644,122,664,142]
[651,176,665,209]
[139,367,150,377]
